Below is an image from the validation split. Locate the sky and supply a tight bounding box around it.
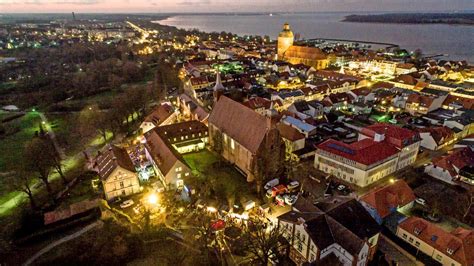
[0,0,473,13]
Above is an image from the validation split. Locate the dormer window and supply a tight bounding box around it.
[447,248,454,255]
[414,228,421,235]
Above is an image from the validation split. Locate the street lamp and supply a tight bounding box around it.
[147,193,158,205]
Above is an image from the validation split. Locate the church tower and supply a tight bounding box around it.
[277,23,294,59]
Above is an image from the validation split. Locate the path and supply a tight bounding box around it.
[23,220,103,266]
[38,112,66,159]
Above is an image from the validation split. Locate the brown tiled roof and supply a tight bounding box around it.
[209,96,269,154]
[144,103,174,125]
[399,217,474,266]
[155,120,208,145]
[416,126,454,146]
[144,129,183,176]
[95,145,135,181]
[284,45,327,60]
[361,180,415,218]
[277,123,305,141]
[243,97,271,110]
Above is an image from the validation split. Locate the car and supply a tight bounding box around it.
[120,199,135,209]
[415,198,427,206]
[337,185,346,191]
[287,181,300,191]
[264,178,279,191]
[284,194,298,205]
[275,195,285,205]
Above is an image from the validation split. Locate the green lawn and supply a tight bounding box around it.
[0,111,42,171]
[183,150,257,206]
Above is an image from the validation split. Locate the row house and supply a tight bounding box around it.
[397,217,473,266]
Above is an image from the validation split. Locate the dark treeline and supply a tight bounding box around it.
[344,13,474,25]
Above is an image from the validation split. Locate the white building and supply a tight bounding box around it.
[94,145,140,201]
[315,124,420,187]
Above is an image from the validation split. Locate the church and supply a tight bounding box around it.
[277,23,329,70]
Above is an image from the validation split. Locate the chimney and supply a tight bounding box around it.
[374,133,385,142]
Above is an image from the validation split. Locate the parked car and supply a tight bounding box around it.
[284,194,298,205]
[266,184,288,198]
[287,181,300,192]
[275,195,285,205]
[415,198,427,206]
[264,178,279,191]
[120,199,134,209]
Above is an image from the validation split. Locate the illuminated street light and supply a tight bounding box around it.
[147,193,158,205]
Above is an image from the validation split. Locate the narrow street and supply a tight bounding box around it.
[378,235,423,266]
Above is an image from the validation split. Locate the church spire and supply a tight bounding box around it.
[213,71,225,92]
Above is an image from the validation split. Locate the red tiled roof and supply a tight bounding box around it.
[399,217,474,266]
[317,138,399,166]
[432,147,474,177]
[361,180,415,218]
[284,46,327,60]
[416,126,454,146]
[360,123,419,149]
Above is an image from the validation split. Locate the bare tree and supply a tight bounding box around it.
[241,219,285,265]
[6,165,37,210]
[24,137,57,202]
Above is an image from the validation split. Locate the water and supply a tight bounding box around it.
[157,13,474,62]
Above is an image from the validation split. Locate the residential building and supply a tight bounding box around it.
[278,197,380,266]
[424,147,474,185]
[277,123,305,161]
[208,96,284,182]
[405,93,447,115]
[139,103,176,134]
[94,145,140,201]
[397,217,474,266]
[315,124,420,187]
[360,180,415,224]
[417,126,455,151]
[144,123,199,189]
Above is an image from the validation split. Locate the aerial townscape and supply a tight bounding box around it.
[0,4,473,266]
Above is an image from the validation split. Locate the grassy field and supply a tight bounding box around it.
[183,150,257,205]
[0,111,42,171]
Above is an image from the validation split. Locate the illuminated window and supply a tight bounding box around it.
[231,139,235,150]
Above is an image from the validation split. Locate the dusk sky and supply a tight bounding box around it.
[0,0,473,13]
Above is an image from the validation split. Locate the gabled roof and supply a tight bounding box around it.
[284,45,327,60]
[95,145,135,181]
[143,103,174,126]
[360,123,419,149]
[144,129,186,176]
[417,126,454,146]
[277,123,305,141]
[243,97,271,110]
[317,138,399,166]
[209,96,269,154]
[399,217,474,266]
[361,180,415,218]
[432,147,474,177]
[279,197,380,258]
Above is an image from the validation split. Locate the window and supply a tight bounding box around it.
[310,254,315,262]
[185,172,189,176]
[121,190,126,196]
[409,237,413,243]
[120,181,124,188]
[230,139,235,150]
[297,242,303,252]
[435,254,442,261]
[177,173,181,178]
[415,241,420,247]
[402,233,407,239]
